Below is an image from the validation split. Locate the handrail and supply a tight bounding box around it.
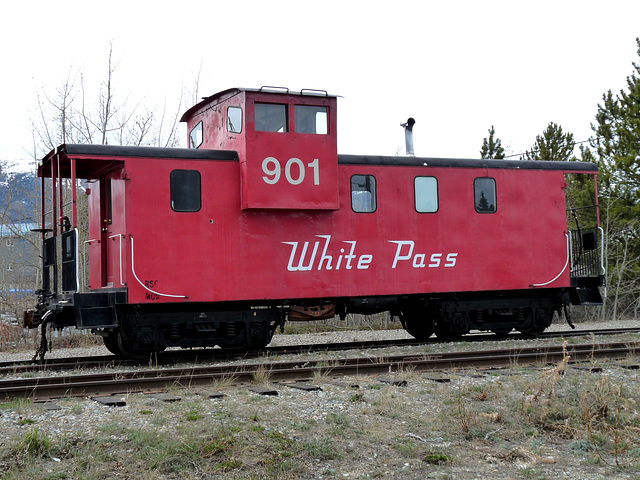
[531,233,570,287]
[260,86,289,93]
[598,227,606,276]
[82,238,99,292]
[598,226,607,298]
[300,88,329,96]
[108,234,125,286]
[73,228,80,292]
[130,236,187,299]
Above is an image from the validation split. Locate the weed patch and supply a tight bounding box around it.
[13,427,54,462]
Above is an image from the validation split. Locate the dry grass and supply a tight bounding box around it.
[0,324,101,353]
[2,327,640,478]
[251,364,273,386]
[1,356,640,479]
[0,323,37,352]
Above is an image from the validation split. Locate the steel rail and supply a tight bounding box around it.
[1,341,638,402]
[2,326,640,376]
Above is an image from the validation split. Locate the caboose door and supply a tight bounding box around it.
[99,168,127,288]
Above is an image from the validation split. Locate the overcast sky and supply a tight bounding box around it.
[1,0,639,169]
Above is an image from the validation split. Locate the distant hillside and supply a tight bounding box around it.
[0,168,39,224]
[0,158,37,174]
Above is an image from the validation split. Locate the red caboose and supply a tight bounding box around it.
[26,87,604,356]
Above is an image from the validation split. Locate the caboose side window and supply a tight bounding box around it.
[474,177,497,213]
[351,174,377,213]
[189,121,203,149]
[227,106,242,133]
[170,170,201,212]
[414,176,439,213]
[294,105,328,134]
[255,103,288,132]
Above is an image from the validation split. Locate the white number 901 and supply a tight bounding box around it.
[262,157,319,186]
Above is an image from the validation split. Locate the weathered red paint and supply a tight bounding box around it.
[92,157,569,305]
[181,88,339,210]
[36,88,600,317]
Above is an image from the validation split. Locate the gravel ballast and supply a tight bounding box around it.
[1,319,640,479]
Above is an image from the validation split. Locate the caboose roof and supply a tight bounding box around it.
[38,143,598,179]
[38,144,238,178]
[338,154,598,172]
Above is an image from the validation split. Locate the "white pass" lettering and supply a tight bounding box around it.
[283,236,458,272]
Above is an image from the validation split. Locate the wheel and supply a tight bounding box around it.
[433,312,463,342]
[104,330,156,359]
[518,308,552,337]
[518,326,546,338]
[434,324,462,341]
[118,332,165,359]
[491,328,512,338]
[399,306,434,340]
[103,332,120,355]
[403,319,434,340]
[117,332,139,358]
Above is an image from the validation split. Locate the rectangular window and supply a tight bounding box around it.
[255,103,288,132]
[351,174,377,213]
[171,170,201,212]
[414,176,438,213]
[189,121,203,149]
[294,105,328,134]
[474,177,497,213]
[227,106,242,133]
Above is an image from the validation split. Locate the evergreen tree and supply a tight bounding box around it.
[592,38,640,219]
[589,37,640,319]
[522,122,575,161]
[480,125,505,159]
[477,192,491,212]
[566,146,598,220]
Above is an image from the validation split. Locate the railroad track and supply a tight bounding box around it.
[1,326,639,376]
[1,340,638,402]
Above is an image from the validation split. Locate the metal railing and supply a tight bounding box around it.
[569,227,603,277]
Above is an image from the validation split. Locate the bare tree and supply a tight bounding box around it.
[599,197,640,321]
[0,43,194,323]
[32,42,188,155]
